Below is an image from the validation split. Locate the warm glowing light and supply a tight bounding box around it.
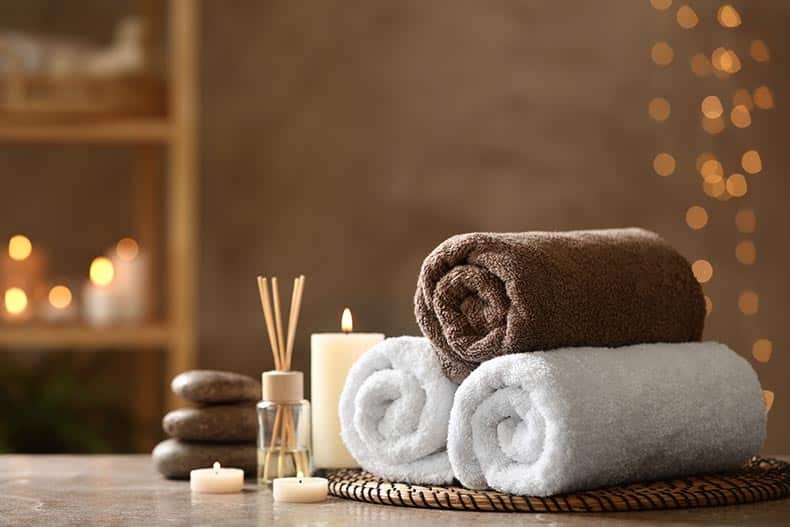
[701,96,723,119]
[89,257,115,286]
[704,295,713,316]
[725,174,748,197]
[732,89,753,110]
[690,53,712,77]
[700,159,723,183]
[717,5,741,28]
[653,153,676,176]
[763,390,774,413]
[695,152,716,172]
[750,40,771,63]
[8,235,32,261]
[702,116,725,135]
[648,97,671,121]
[730,105,751,128]
[692,259,713,283]
[712,48,740,73]
[685,206,708,230]
[4,287,28,315]
[48,285,73,309]
[650,0,672,10]
[676,5,698,29]
[741,150,762,174]
[753,86,774,110]
[735,208,756,233]
[735,240,756,265]
[738,290,759,316]
[703,178,726,199]
[116,237,140,261]
[752,339,773,363]
[651,42,674,66]
[341,308,353,333]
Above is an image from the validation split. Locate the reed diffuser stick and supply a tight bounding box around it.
[285,275,305,370]
[257,277,282,371]
[271,277,287,368]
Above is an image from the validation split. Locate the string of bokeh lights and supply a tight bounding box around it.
[649,0,774,412]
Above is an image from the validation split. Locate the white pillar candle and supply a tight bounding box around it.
[82,281,117,327]
[190,462,244,494]
[272,474,328,503]
[111,239,150,323]
[311,309,384,469]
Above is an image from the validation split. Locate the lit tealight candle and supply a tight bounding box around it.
[272,472,328,503]
[190,462,244,494]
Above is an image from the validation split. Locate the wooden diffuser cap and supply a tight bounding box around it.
[261,370,304,403]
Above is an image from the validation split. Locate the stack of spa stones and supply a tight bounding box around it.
[152,370,260,479]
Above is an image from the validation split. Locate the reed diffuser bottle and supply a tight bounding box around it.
[255,275,311,484]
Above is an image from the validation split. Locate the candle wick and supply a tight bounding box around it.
[213,461,220,474]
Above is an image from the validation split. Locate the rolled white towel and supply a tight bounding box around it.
[339,336,458,484]
[448,342,766,496]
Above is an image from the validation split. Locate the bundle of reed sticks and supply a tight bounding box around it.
[256,274,308,479]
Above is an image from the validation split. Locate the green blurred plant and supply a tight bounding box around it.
[0,352,134,453]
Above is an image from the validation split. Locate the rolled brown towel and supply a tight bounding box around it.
[414,228,705,383]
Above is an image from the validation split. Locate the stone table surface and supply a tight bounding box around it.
[1,455,789,527]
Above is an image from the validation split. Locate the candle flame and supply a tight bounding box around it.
[297,470,304,483]
[341,308,353,333]
[116,237,139,261]
[213,461,220,473]
[48,285,72,309]
[8,234,32,261]
[4,288,28,315]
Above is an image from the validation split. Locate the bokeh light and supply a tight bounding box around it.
[690,53,712,77]
[752,339,773,363]
[701,96,723,118]
[738,290,759,315]
[8,235,32,261]
[685,206,708,230]
[89,257,115,286]
[741,150,762,174]
[653,153,676,176]
[649,97,671,121]
[717,5,741,28]
[764,390,774,413]
[692,259,713,283]
[735,240,756,265]
[650,0,672,10]
[676,5,698,29]
[695,152,716,172]
[702,116,725,134]
[753,86,775,109]
[651,42,674,66]
[750,40,771,62]
[703,178,726,198]
[712,48,741,73]
[725,174,748,197]
[48,285,73,309]
[735,208,756,233]
[730,105,751,128]
[4,287,28,315]
[116,238,140,262]
[732,88,753,110]
[700,159,723,182]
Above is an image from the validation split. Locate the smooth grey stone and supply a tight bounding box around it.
[171,370,260,404]
[163,404,257,442]
[152,438,257,480]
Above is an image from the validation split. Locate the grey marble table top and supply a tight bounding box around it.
[1,455,789,526]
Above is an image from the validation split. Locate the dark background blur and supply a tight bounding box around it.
[1,1,786,452]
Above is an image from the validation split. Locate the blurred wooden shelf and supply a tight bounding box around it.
[0,324,172,349]
[0,118,171,144]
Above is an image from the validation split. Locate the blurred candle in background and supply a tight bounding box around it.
[42,283,77,323]
[111,237,150,323]
[82,256,117,326]
[311,309,384,469]
[1,234,46,297]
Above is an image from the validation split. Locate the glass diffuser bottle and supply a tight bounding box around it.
[257,370,312,484]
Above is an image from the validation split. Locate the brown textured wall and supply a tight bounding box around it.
[2,1,787,452]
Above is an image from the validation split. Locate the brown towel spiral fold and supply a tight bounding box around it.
[414,228,706,383]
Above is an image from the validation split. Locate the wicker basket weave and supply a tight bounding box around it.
[327,457,790,513]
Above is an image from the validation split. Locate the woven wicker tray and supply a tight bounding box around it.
[327,457,790,513]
